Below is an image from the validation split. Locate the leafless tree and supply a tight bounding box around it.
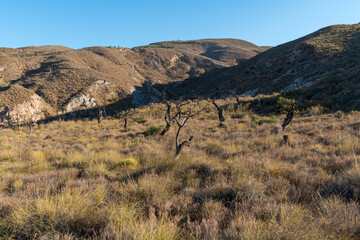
[116,109,134,129]
[212,100,226,126]
[159,94,185,136]
[174,102,198,156]
[28,111,42,134]
[97,107,105,124]
[158,90,182,136]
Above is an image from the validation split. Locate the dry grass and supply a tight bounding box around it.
[1,101,360,239]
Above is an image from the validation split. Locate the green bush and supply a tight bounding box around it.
[133,117,147,124]
[44,135,52,140]
[276,97,296,114]
[146,125,163,136]
[118,158,138,168]
[259,118,279,124]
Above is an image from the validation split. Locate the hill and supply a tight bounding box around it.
[178,24,360,111]
[140,38,268,65]
[0,39,267,123]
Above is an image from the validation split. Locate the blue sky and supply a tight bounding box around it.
[1,0,359,49]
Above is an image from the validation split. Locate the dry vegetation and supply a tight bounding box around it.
[1,98,360,239]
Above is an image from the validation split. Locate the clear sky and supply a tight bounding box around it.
[1,0,359,49]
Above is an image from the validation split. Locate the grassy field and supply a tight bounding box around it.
[1,99,360,239]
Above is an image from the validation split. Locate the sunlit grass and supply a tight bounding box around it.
[0,101,360,239]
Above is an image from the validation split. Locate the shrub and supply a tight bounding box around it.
[118,158,138,168]
[146,125,163,136]
[276,97,296,114]
[44,135,52,140]
[259,117,279,124]
[133,116,147,124]
[307,104,326,115]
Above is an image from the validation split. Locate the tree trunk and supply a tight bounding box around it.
[218,109,225,123]
[124,118,127,129]
[175,135,193,156]
[160,122,171,136]
[212,101,225,125]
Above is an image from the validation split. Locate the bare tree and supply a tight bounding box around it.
[212,100,226,126]
[97,107,104,124]
[159,89,201,156]
[174,103,197,156]
[28,111,42,134]
[116,109,134,129]
[282,102,297,131]
[159,94,185,136]
[158,90,183,136]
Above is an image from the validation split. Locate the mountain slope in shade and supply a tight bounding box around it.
[178,24,360,110]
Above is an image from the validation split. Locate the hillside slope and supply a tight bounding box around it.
[0,39,267,122]
[142,38,268,65]
[179,24,360,110]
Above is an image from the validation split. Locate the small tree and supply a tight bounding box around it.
[159,94,185,137]
[28,111,42,134]
[173,102,198,157]
[97,107,104,124]
[212,100,226,127]
[116,109,134,129]
[159,90,185,137]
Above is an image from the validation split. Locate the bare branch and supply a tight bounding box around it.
[228,90,241,103]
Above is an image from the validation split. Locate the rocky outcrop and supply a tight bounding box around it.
[64,80,120,113]
[0,92,52,126]
[65,94,98,113]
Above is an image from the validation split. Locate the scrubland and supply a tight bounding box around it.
[1,99,360,239]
